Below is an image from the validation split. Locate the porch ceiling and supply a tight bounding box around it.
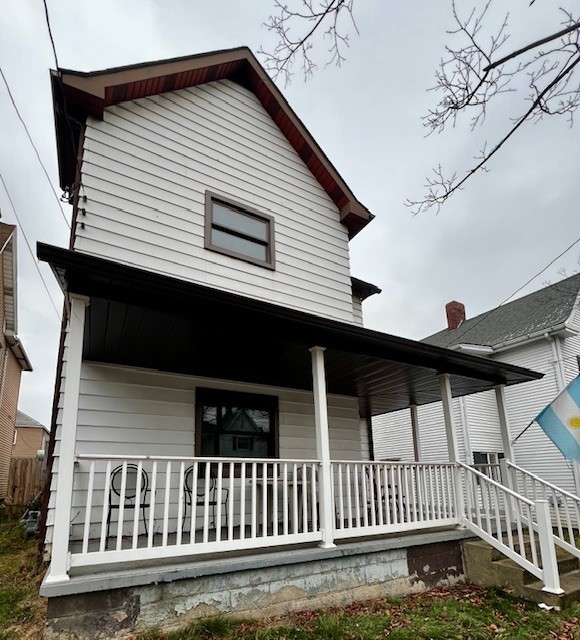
[38,244,542,417]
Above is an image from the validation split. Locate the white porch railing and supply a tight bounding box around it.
[332,461,458,538]
[505,460,580,561]
[71,454,322,569]
[61,455,566,595]
[473,463,501,483]
[457,462,563,594]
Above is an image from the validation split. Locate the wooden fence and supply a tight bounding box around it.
[8,458,44,506]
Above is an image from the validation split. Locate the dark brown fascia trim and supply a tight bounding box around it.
[351,276,382,301]
[36,243,544,388]
[204,191,276,271]
[51,47,372,238]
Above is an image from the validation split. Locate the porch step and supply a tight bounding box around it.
[463,539,580,606]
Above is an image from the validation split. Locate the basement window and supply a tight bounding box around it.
[204,192,275,269]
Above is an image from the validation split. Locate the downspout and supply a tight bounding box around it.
[458,397,472,464]
[545,332,580,495]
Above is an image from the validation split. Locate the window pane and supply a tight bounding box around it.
[219,434,269,458]
[222,408,271,433]
[211,228,267,262]
[201,433,216,455]
[213,202,268,241]
[201,406,218,431]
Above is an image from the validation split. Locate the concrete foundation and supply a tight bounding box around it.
[44,531,468,639]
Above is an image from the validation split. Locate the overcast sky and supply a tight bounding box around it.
[0,0,579,426]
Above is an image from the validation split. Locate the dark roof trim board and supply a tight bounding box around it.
[51,47,372,239]
[424,273,580,351]
[351,277,382,301]
[37,244,542,415]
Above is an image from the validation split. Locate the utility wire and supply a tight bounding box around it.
[443,235,580,345]
[0,68,70,229]
[42,0,86,204]
[0,173,61,321]
[42,0,60,70]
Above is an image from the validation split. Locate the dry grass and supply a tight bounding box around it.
[0,514,46,640]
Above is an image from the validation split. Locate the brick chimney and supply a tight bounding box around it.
[445,301,466,330]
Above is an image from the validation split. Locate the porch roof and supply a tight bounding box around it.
[38,243,542,417]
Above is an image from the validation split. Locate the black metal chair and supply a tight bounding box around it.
[182,465,229,532]
[106,464,150,547]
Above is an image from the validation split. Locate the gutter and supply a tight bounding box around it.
[492,323,577,353]
[5,330,33,372]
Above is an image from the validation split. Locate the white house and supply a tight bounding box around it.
[37,48,571,638]
[373,274,580,494]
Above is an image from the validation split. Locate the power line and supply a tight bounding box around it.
[42,0,60,70]
[444,235,580,345]
[42,0,86,203]
[0,173,62,321]
[0,68,70,230]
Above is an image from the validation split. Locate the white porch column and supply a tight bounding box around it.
[495,384,515,463]
[439,374,459,463]
[310,346,336,549]
[410,404,421,462]
[45,294,88,585]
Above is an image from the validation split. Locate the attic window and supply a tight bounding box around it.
[205,192,275,269]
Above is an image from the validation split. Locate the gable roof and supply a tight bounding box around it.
[16,410,48,431]
[51,47,372,238]
[423,273,580,349]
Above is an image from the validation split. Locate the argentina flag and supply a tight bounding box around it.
[536,377,580,461]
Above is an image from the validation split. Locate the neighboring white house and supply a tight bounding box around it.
[36,48,555,637]
[373,274,580,495]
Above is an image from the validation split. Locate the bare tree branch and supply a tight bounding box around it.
[409,2,580,213]
[259,0,358,84]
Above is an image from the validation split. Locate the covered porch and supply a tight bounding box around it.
[38,243,542,588]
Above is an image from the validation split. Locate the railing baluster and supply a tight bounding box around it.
[428,466,436,521]
[228,462,234,541]
[337,463,344,529]
[361,464,369,527]
[403,465,411,523]
[346,464,353,530]
[99,460,112,552]
[116,462,128,551]
[410,465,418,522]
[552,488,564,541]
[148,461,157,548]
[176,462,184,547]
[215,462,223,542]
[162,461,171,548]
[390,465,398,524]
[283,463,288,536]
[311,463,317,533]
[262,462,267,537]
[189,461,197,543]
[133,460,144,549]
[272,462,278,536]
[82,461,95,555]
[375,464,384,526]
[251,462,257,539]
[397,465,405,522]
[368,464,376,527]
[528,504,539,567]
[383,464,391,525]
[240,462,246,540]
[292,462,298,535]
[302,463,308,533]
[203,462,211,543]
[353,463,361,527]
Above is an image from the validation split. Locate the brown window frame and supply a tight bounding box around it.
[204,191,276,270]
[195,388,279,459]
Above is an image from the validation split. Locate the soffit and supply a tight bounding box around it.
[38,244,542,417]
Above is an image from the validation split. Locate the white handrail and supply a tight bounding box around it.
[456,461,534,505]
[507,460,580,503]
[76,454,321,464]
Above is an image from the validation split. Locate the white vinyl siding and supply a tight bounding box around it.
[352,296,363,326]
[45,362,366,546]
[76,79,355,323]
